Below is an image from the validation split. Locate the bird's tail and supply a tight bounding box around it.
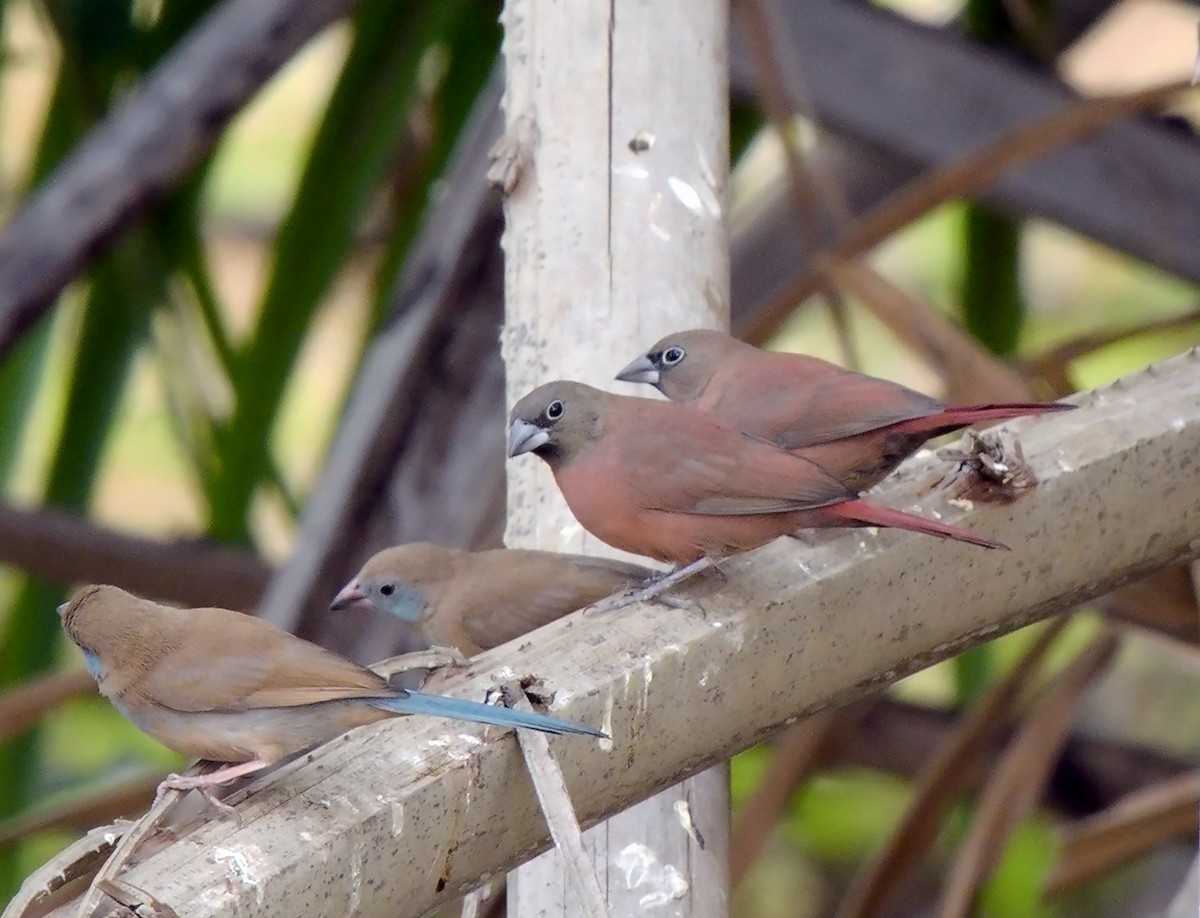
[830,500,1008,550]
[896,401,1075,436]
[371,690,606,737]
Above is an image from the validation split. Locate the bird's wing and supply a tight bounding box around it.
[447,552,647,651]
[609,402,855,517]
[714,356,943,448]
[137,607,390,712]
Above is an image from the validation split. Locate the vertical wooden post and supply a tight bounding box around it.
[499,0,730,914]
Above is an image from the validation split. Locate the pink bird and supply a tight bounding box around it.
[617,329,1072,491]
[507,381,1004,572]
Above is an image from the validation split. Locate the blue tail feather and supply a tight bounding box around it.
[371,690,605,738]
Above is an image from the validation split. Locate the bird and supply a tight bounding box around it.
[331,543,657,656]
[59,585,603,800]
[507,380,1005,576]
[616,328,1073,492]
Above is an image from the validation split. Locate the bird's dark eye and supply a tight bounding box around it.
[380,582,396,596]
[662,346,686,366]
[545,399,565,421]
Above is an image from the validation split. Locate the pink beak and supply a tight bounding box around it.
[330,580,368,611]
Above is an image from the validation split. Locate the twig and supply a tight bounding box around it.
[837,615,1070,918]
[737,0,859,365]
[506,685,609,918]
[1,822,126,918]
[731,703,871,885]
[827,262,1035,404]
[0,501,271,610]
[74,776,191,918]
[0,669,95,745]
[1045,769,1200,896]
[755,78,1196,332]
[937,630,1120,918]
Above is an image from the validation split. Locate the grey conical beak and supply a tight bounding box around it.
[615,354,660,385]
[507,418,550,457]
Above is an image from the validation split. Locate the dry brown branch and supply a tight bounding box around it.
[731,703,872,886]
[836,616,1070,918]
[752,79,1195,333]
[1026,306,1200,396]
[0,670,95,745]
[1097,566,1199,645]
[825,263,1036,404]
[937,631,1119,917]
[1045,769,1200,896]
[0,503,271,611]
[22,348,1200,917]
[835,697,1190,812]
[0,0,360,360]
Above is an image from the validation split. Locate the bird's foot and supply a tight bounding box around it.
[201,788,244,826]
[154,759,269,821]
[426,645,472,668]
[372,646,471,681]
[585,557,715,616]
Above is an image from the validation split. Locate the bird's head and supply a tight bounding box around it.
[507,380,607,468]
[331,544,459,623]
[614,328,736,404]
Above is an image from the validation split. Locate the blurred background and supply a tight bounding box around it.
[0,0,1197,914]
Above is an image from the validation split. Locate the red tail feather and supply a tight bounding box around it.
[829,500,1008,550]
[894,402,1075,435]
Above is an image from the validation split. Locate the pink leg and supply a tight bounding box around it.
[154,759,273,823]
[159,758,273,791]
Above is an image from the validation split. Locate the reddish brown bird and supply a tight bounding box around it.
[616,329,1073,492]
[507,380,1005,568]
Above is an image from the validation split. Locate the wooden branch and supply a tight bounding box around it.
[29,347,1200,916]
[0,0,359,360]
[0,502,270,610]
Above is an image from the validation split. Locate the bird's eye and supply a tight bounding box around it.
[380,583,396,596]
[662,346,686,366]
[545,399,565,421]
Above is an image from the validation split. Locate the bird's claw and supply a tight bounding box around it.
[156,773,244,824]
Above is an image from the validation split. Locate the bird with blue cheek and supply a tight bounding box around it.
[59,584,603,802]
[331,543,657,656]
